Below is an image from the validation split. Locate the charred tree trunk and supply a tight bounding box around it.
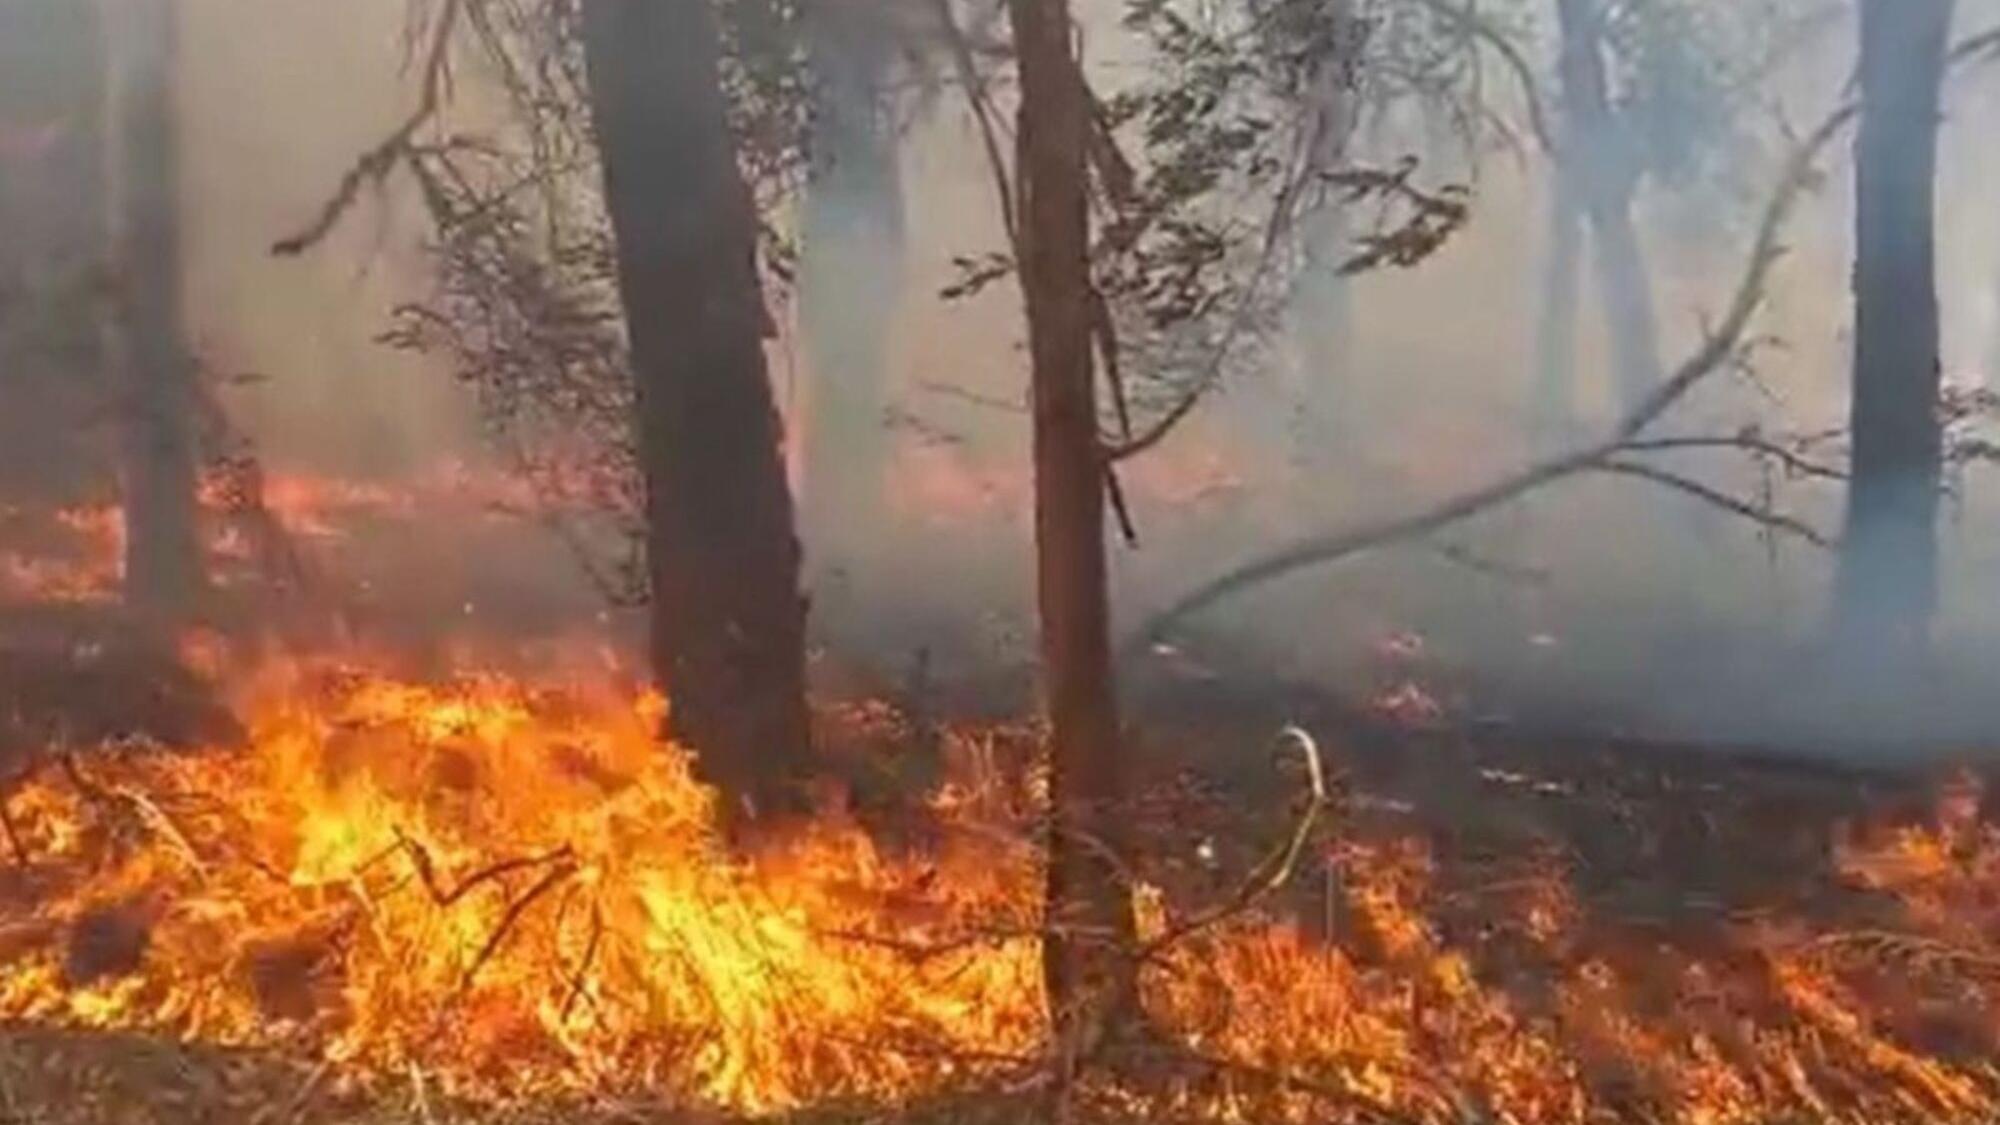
[104,0,203,618]
[1004,0,1139,1077]
[799,9,906,598]
[578,0,814,816]
[1835,0,1953,650]
[1554,0,1662,415]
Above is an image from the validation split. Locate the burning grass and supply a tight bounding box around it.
[0,649,1996,1123]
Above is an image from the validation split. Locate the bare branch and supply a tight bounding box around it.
[1128,77,1876,648]
[1410,0,1555,155]
[1595,460,1832,548]
[271,0,465,256]
[932,0,1019,252]
[1621,434,1848,483]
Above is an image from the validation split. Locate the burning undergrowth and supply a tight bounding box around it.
[0,641,1994,1123]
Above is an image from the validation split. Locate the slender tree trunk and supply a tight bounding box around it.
[1554,0,1662,414]
[1529,170,1583,447]
[1835,0,1953,650]
[799,12,905,595]
[1286,9,1358,461]
[1588,190,1663,410]
[578,0,814,816]
[1004,0,1138,1078]
[104,0,203,617]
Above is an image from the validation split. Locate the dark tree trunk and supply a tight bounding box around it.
[1554,0,1662,414]
[106,0,203,617]
[578,0,814,816]
[799,9,905,596]
[1004,0,1138,1077]
[1835,0,1953,649]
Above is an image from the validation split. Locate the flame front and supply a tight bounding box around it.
[1,652,1999,1121]
[0,664,1046,1114]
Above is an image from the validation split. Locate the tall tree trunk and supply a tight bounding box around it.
[1529,170,1583,447]
[105,0,203,618]
[1554,0,1662,414]
[799,10,905,599]
[1835,0,1953,650]
[579,0,814,816]
[1588,191,1663,411]
[1004,0,1138,1078]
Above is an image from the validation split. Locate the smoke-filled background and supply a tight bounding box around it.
[60,0,2000,751]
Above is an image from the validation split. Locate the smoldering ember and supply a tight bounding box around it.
[7,0,2000,1122]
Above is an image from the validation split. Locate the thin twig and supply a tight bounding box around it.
[1595,460,1832,548]
[933,0,1019,251]
[1139,727,1328,960]
[271,0,465,256]
[1410,0,1554,156]
[559,901,604,1024]
[457,857,575,992]
[1620,434,1849,483]
[397,829,574,907]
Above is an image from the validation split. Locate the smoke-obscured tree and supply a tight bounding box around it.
[1551,0,1659,415]
[1834,0,1955,652]
[1524,0,1827,441]
[797,0,908,602]
[104,0,205,618]
[0,0,111,506]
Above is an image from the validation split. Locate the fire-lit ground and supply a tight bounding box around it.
[3,470,2000,1123]
[0,649,1997,1123]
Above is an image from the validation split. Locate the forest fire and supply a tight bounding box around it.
[0,645,1995,1122]
[10,0,2000,1119]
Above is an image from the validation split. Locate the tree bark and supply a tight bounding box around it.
[1835,0,1953,650]
[799,9,905,595]
[1554,0,1662,415]
[104,0,204,618]
[1004,0,1138,1077]
[578,0,814,816]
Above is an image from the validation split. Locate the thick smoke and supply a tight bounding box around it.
[71,0,2000,750]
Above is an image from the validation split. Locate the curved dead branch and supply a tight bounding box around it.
[1137,725,1328,961]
